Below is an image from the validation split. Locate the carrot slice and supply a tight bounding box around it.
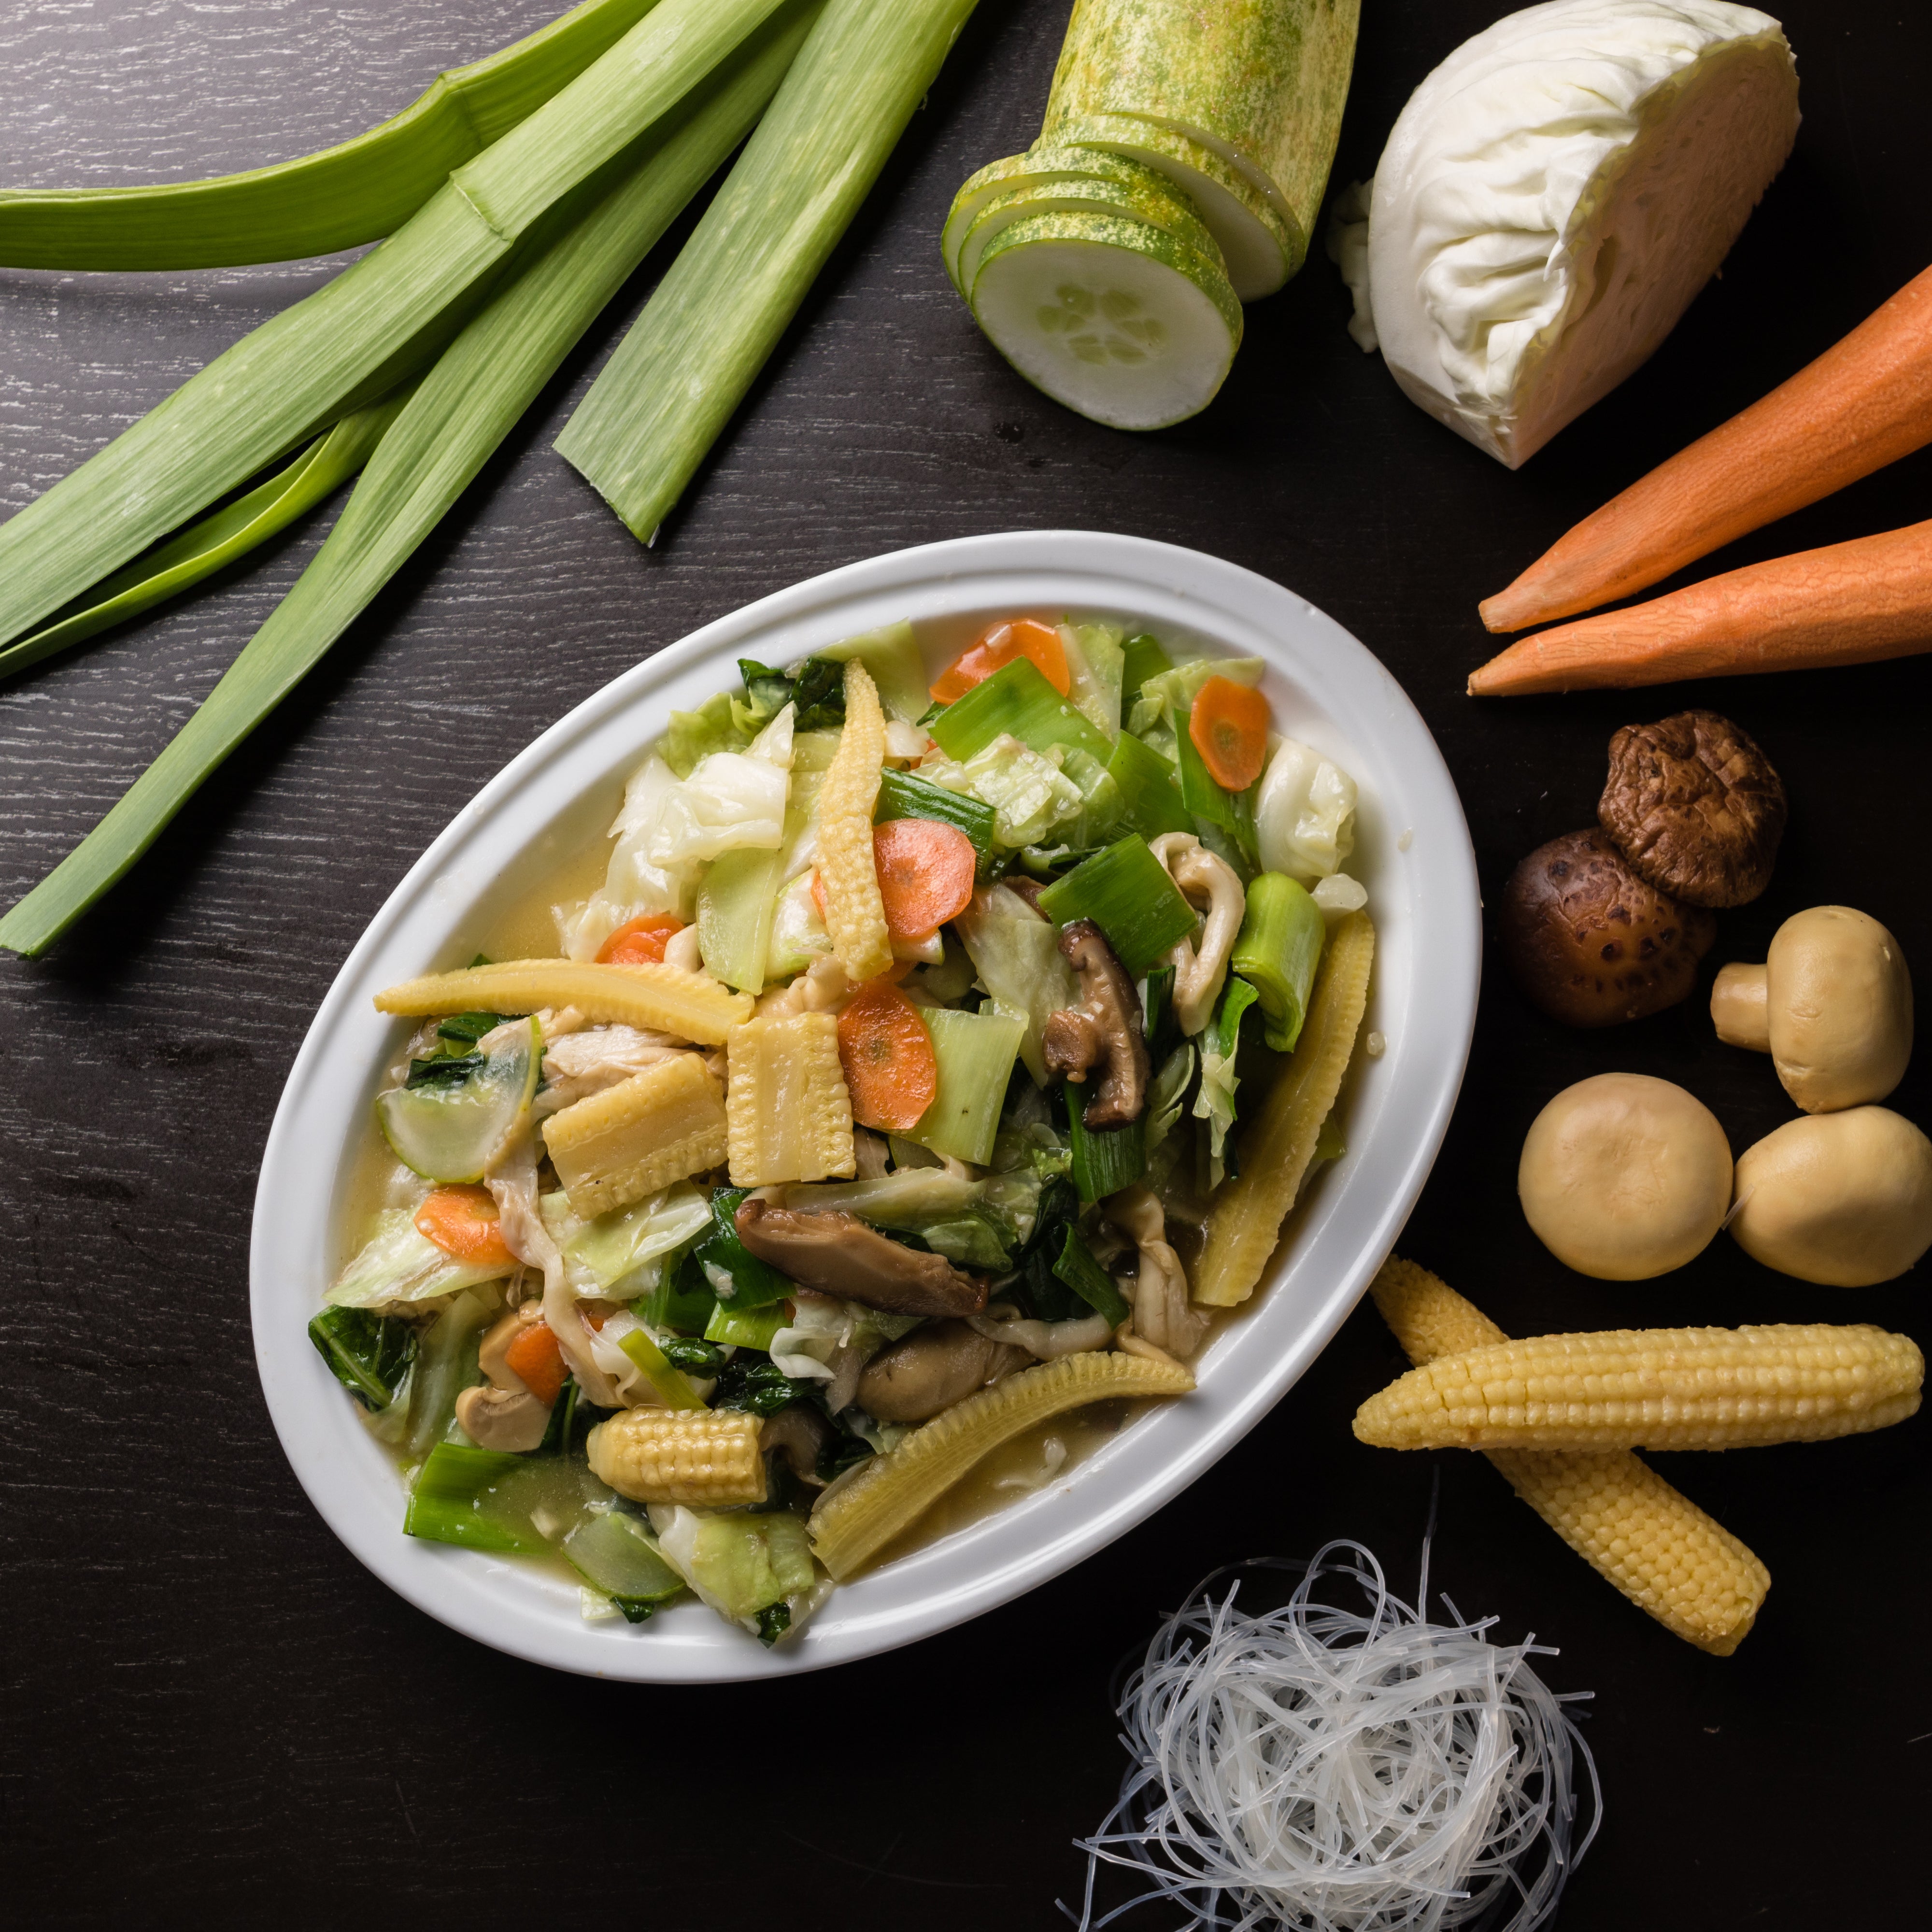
[597,914,682,965]
[873,818,977,941]
[1188,676,1271,791]
[931,617,1069,703]
[837,980,939,1131]
[413,1185,517,1270]
[504,1320,568,1406]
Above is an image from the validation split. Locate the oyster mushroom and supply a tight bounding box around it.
[733,1199,987,1317]
[1711,905,1913,1113]
[1042,920,1150,1125]
[1500,829,1716,1027]
[1148,833,1245,1036]
[453,1300,552,1451]
[857,1320,1032,1423]
[1599,710,1787,908]
[1108,1184,1211,1357]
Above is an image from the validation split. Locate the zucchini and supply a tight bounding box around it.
[969,211,1241,432]
[1042,0,1360,291]
[376,1016,540,1184]
[1034,112,1296,301]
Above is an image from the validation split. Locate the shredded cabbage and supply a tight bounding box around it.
[566,756,702,958]
[638,704,795,866]
[327,1208,512,1309]
[1129,655,1265,743]
[782,1165,1043,1267]
[543,1182,712,1298]
[663,691,750,776]
[1255,737,1358,881]
[920,734,1084,849]
[769,1296,919,1389]
[953,896,1080,1084]
[766,868,833,980]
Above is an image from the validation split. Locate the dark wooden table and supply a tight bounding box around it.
[5,1,1927,1922]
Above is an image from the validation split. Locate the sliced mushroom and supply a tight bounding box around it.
[760,1405,833,1484]
[1108,1184,1211,1357]
[1500,829,1716,1027]
[734,1199,988,1317]
[856,1320,1032,1423]
[455,1300,552,1451]
[967,1307,1113,1359]
[1042,919,1151,1126]
[1598,710,1786,908]
[1148,833,1246,1036]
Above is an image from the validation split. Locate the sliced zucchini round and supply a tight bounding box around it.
[376,1015,540,1184]
[1039,112,1299,300]
[969,210,1242,432]
[955,170,1223,306]
[942,143,1203,292]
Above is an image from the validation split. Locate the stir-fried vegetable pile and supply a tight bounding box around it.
[313,616,1374,1642]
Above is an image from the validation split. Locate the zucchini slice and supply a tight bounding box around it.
[968,210,1241,431]
[376,1015,540,1183]
[954,170,1222,306]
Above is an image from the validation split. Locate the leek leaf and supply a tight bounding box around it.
[0,9,819,958]
[0,398,408,685]
[874,767,998,870]
[927,656,1113,765]
[555,0,982,539]
[1036,835,1200,979]
[0,0,669,271]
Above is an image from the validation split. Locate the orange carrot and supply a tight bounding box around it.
[597,913,682,965]
[1469,518,1932,696]
[837,979,938,1131]
[414,1185,517,1270]
[1482,265,1932,633]
[504,1320,568,1406]
[1188,676,1271,790]
[931,617,1069,703]
[872,818,976,940]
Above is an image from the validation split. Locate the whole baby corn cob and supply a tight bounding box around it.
[814,659,894,983]
[1355,1316,1923,1452]
[1370,1258,1770,1655]
[587,1408,767,1506]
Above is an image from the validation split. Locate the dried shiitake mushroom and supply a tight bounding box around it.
[1501,829,1716,1027]
[1598,710,1786,908]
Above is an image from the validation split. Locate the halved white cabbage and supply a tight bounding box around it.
[1353,0,1800,467]
[1254,737,1358,881]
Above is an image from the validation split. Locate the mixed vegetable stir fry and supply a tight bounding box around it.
[311,616,1375,1643]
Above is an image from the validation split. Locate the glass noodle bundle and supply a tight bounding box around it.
[1066,1540,1600,1932]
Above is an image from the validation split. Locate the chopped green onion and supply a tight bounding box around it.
[704,1301,789,1350]
[0,10,816,957]
[555,0,981,539]
[904,1007,1028,1165]
[875,767,999,871]
[927,656,1114,765]
[1231,872,1327,1052]
[691,1186,796,1310]
[1120,631,1172,704]
[1106,729,1192,839]
[1036,835,1200,979]
[1053,1225,1130,1326]
[1067,1092,1146,1202]
[307,1306,417,1410]
[404,1444,548,1553]
[641,1254,721,1336]
[618,1330,709,1409]
[0,0,671,271]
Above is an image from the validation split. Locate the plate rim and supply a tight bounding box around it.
[250,529,1480,1681]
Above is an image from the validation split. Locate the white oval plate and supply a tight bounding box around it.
[252,530,1479,1682]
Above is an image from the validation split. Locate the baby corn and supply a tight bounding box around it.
[587,1407,766,1506]
[1355,1316,1923,1452]
[725,1009,856,1185]
[543,1052,727,1215]
[1371,1258,1771,1655]
[375,957,752,1042]
[814,659,893,982]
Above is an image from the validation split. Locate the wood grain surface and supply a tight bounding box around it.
[3,1,1927,1923]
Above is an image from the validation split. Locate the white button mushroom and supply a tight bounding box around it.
[1730,1107,1932,1286]
[1518,1073,1732,1279]
[1711,906,1913,1112]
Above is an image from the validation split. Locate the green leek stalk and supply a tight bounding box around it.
[1035,834,1199,978]
[0,0,667,271]
[0,8,820,958]
[874,767,999,871]
[1231,872,1325,1051]
[1053,1225,1130,1325]
[1066,1097,1145,1202]
[0,0,792,658]
[555,0,981,539]
[927,657,1113,765]
[0,403,408,683]
[405,1444,547,1552]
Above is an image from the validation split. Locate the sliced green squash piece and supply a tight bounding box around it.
[969,211,1241,432]
[376,1015,540,1183]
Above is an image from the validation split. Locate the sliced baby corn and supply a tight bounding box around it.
[1196,910,1374,1307]
[374,959,751,1043]
[810,1349,1194,1580]
[1354,1318,1923,1452]
[814,659,893,983]
[725,1009,856,1186]
[587,1407,767,1506]
[543,1053,727,1216]
[1371,1257,1770,1656]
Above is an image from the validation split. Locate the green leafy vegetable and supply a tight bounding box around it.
[1053,1224,1131,1326]
[660,1338,730,1377]
[1142,963,1179,1059]
[738,654,847,729]
[704,1301,790,1350]
[308,1306,417,1409]
[711,1357,820,1416]
[404,1444,549,1554]
[691,1187,796,1310]
[901,1007,1027,1165]
[1036,835,1199,979]
[1195,977,1260,1186]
